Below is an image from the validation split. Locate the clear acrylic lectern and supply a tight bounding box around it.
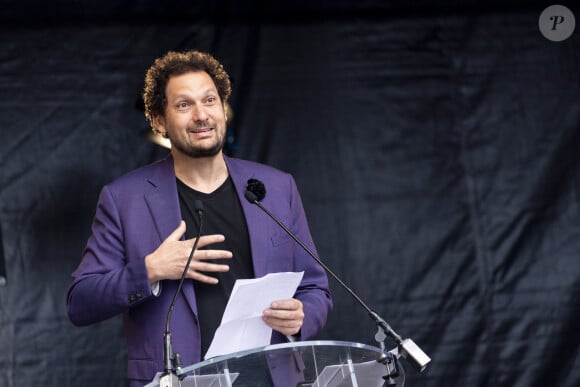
[145,340,405,387]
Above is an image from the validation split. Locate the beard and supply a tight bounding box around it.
[169,128,226,159]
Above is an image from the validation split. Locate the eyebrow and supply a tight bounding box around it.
[171,89,218,101]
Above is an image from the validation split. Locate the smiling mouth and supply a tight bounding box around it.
[189,127,213,133]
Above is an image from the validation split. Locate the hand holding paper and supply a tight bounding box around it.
[262,298,304,337]
[204,271,304,359]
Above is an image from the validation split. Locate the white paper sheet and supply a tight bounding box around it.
[204,271,304,360]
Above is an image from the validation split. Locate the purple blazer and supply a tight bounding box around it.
[66,155,332,385]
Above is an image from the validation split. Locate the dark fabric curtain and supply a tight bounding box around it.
[0,2,579,386]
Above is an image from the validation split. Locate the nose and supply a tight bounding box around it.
[191,104,208,122]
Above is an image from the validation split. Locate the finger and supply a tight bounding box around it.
[193,249,233,261]
[167,221,187,241]
[270,299,302,311]
[189,261,230,274]
[189,271,221,285]
[188,261,232,283]
[262,317,302,336]
[264,318,302,329]
[194,234,226,248]
[264,299,304,320]
[263,308,304,321]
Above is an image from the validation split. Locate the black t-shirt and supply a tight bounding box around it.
[177,176,254,358]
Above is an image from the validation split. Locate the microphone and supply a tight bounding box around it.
[244,179,431,373]
[160,200,204,387]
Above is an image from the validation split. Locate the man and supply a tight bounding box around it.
[66,50,332,386]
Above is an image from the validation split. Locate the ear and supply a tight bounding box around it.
[153,115,167,137]
[223,102,230,123]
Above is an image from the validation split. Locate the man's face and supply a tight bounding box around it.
[154,71,227,159]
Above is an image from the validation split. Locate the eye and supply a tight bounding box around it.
[206,96,216,104]
[176,101,190,110]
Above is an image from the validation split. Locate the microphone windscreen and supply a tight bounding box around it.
[244,190,258,203]
[246,179,266,201]
[194,200,204,213]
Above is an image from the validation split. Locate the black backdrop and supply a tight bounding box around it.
[1,1,579,386]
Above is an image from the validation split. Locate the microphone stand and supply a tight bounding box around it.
[244,188,431,381]
[160,201,204,387]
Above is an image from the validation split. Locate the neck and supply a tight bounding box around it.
[172,150,229,194]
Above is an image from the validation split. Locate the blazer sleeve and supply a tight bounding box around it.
[66,185,154,326]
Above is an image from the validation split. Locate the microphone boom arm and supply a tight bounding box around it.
[245,190,431,372]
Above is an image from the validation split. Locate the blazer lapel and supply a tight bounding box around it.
[143,156,199,315]
[225,157,270,278]
[144,157,181,242]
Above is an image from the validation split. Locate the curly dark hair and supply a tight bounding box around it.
[142,50,232,130]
